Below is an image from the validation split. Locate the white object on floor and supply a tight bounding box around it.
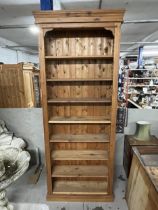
[0,120,26,149]
[12,203,49,210]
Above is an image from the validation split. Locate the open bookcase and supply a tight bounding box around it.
[34,9,124,201]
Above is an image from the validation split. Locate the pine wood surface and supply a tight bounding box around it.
[50,134,109,142]
[123,135,158,177]
[53,180,108,195]
[126,147,158,210]
[52,150,108,161]
[47,98,111,103]
[48,116,111,124]
[52,165,108,178]
[34,9,124,201]
[46,78,112,82]
[0,64,39,108]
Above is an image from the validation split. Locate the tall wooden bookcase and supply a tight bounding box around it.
[34,9,124,201]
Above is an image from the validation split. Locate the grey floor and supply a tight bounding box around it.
[8,166,128,210]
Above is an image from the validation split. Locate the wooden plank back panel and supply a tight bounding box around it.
[51,142,109,150]
[49,124,111,135]
[47,82,112,99]
[45,30,114,57]
[48,104,111,118]
[0,64,26,108]
[46,60,113,80]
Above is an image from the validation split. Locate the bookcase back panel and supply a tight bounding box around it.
[49,124,111,135]
[46,60,113,80]
[48,104,111,118]
[47,83,112,99]
[51,142,109,150]
[53,160,108,166]
[45,30,114,57]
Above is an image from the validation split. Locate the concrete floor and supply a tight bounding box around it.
[7,166,128,210]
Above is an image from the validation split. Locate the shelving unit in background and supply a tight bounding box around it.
[34,9,124,201]
[124,68,158,109]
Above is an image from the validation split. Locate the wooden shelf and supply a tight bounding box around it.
[52,150,108,161]
[50,134,110,143]
[49,116,111,124]
[125,92,158,95]
[128,85,158,87]
[127,77,158,80]
[128,69,151,71]
[45,55,113,60]
[52,165,108,178]
[46,78,113,82]
[52,180,108,195]
[48,98,111,104]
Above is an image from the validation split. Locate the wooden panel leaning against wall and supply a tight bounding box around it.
[126,146,158,210]
[0,63,40,108]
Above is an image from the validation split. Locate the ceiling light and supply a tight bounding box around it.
[29,25,39,34]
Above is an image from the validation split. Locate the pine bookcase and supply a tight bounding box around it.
[34,9,124,202]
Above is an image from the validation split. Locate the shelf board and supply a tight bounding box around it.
[52,180,108,195]
[52,165,108,178]
[50,134,110,143]
[48,116,111,124]
[128,85,158,87]
[47,98,111,104]
[127,77,158,80]
[52,150,108,161]
[128,69,151,71]
[45,55,113,60]
[125,92,158,95]
[46,78,113,82]
[128,99,142,109]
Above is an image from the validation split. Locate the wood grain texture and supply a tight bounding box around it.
[52,180,108,195]
[52,165,108,178]
[126,147,158,210]
[50,134,110,143]
[52,150,108,160]
[0,64,25,108]
[0,64,39,108]
[33,9,125,24]
[34,9,124,201]
[39,29,53,195]
[123,135,158,177]
[48,116,111,124]
[108,23,121,195]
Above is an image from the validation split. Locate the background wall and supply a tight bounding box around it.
[0,37,38,64]
[115,109,158,166]
[0,108,158,165]
[0,108,44,161]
